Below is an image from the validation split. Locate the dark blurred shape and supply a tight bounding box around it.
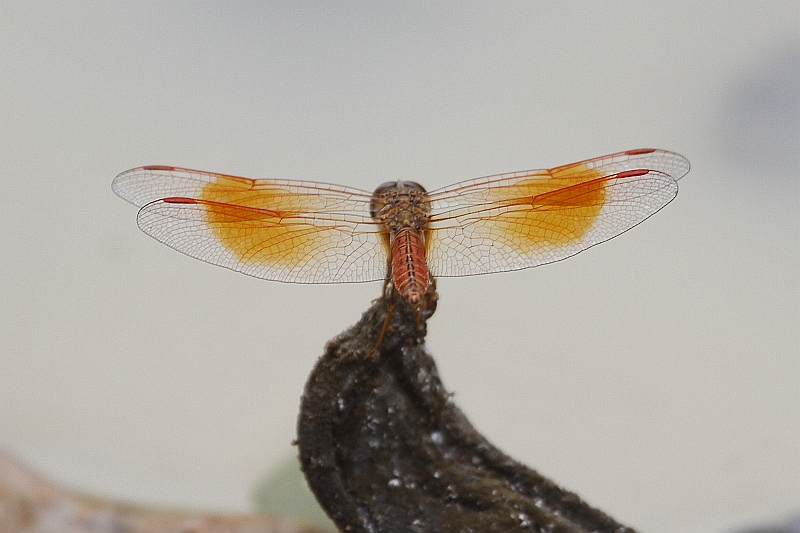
[297,286,636,532]
[716,43,800,177]
[726,514,800,533]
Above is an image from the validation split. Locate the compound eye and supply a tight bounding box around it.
[397,181,427,193]
[372,181,400,197]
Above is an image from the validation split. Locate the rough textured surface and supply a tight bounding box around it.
[297,287,636,533]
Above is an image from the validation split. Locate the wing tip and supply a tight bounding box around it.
[624,148,691,181]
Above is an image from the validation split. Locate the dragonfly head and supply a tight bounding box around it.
[369,181,429,225]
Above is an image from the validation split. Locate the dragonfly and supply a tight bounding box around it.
[113,148,689,306]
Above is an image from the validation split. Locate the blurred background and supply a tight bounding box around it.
[1,2,797,533]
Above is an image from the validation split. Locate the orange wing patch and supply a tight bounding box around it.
[484,163,606,253]
[198,175,334,271]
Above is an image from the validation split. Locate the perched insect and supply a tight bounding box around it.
[113,148,689,304]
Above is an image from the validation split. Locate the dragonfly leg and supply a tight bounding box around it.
[365,279,398,361]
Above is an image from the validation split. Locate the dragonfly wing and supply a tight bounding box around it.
[425,149,689,277]
[113,166,389,284]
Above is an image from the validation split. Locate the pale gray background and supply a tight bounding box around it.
[1,2,798,533]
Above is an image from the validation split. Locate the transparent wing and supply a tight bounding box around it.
[112,166,389,283]
[424,149,690,277]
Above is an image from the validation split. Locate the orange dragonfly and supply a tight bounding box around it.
[113,148,689,305]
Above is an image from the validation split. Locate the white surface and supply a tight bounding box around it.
[1,3,797,532]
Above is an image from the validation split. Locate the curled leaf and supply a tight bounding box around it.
[298,288,635,533]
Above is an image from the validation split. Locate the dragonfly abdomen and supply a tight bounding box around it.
[390,229,429,304]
